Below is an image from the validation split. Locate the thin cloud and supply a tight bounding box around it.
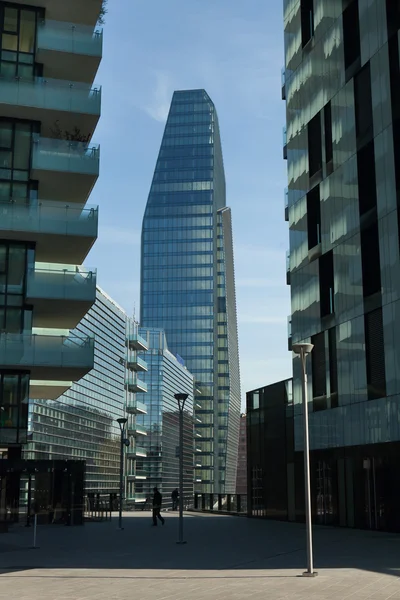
[143,71,173,122]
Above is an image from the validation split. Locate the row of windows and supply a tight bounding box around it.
[148,191,213,205]
[142,267,214,278]
[143,230,213,242]
[161,135,213,147]
[142,291,213,306]
[150,181,213,192]
[142,280,214,292]
[169,103,213,113]
[143,216,213,228]
[143,241,214,254]
[142,254,213,267]
[145,204,213,217]
[158,145,213,159]
[164,124,213,136]
[153,169,213,182]
[167,113,214,125]
[156,157,213,171]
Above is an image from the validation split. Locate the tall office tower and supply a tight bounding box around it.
[284,1,400,531]
[0,0,103,518]
[25,288,149,505]
[134,327,194,508]
[141,90,241,494]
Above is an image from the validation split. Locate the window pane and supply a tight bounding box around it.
[3,374,19,405]
[0,60,16,78]
[2,33,18,51]
[17,62,33,78]
[8,245,26,292]
[0,149,12,169]
[11,182,28,199]
[19,11,36,53]
[6,307,22,332]
[4,8,18,33]
[0,124,12,148]
[0,181,11,198]
[14,124,31,170]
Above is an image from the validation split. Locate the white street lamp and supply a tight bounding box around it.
[292,342,317,577]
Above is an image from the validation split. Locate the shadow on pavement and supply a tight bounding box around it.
[0,513,399,579]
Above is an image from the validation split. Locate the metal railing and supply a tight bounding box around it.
[193,494,248,514]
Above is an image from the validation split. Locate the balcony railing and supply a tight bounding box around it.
[26,265,96,302]
[37,20,103,57]
[126,354,148,372]
[0,75,101,115]
[0,199,98,238]
[127,423,147,436]
[0,333,94,371]
[126,446,147,458]
[126,398,147,414]
[125,375,147,393]
[32,136,100,176]
[126,331,148,351]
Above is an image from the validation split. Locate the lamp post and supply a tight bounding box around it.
[116,417,128,530]
[292,343,317,577]
[174,393,188,545]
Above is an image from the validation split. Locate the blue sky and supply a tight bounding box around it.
[87,0,291,408]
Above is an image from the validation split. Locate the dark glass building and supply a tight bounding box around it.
[247,380,294,520]
[284,1,400,532]
[134,327,194,508]
[140,89,241,494]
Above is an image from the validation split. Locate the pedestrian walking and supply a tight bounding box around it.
[152,487,165,526]
[171,488,179,511]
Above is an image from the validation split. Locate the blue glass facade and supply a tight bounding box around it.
[140,90,241,493]
[134,328,194,507]
[25,288,145,496]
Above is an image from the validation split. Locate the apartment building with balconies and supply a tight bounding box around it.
[0,0,103,517]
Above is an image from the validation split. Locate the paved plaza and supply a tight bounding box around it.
[0,511,399,599]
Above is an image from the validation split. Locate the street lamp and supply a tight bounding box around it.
[116,417,128,530]
[292,343,317,577]
[174,393,188,545]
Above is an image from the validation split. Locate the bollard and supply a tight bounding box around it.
[31,514,38,549]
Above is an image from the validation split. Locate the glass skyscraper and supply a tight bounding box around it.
[140,89,241,494]
[284,1,400,531]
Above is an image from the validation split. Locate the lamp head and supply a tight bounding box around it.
[116,417,128,431]
[174,392,188,410]
[292,343,314,356]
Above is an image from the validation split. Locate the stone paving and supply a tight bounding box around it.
[0,511,399,599]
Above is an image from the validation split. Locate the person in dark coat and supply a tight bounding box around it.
[171,488,179,511]
[152,487,165,526]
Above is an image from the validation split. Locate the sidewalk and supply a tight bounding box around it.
[0,511,399,599]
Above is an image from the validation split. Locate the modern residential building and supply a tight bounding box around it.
[140,89,241,494]
[134,327,194,508]
[0,0,104,519]
[24,288,148,504]
[246,379,293,520]
[284,1,400,531]
[236,413,247,495]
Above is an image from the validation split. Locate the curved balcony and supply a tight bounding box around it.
[126,399,147,415]
[126,354,148,372]
[27,265,97,329]
[32,136,100,203]
[126,331,148,351]
[37,20,103,83]
[0,76,101,138]
[127,424,147,437]
[126,446,147,458]
[10,0,102,27]
[0,333,94,381]
[125,375,147,394]
[0,200,98,264]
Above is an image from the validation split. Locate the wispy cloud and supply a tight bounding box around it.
[143,71,174,122]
